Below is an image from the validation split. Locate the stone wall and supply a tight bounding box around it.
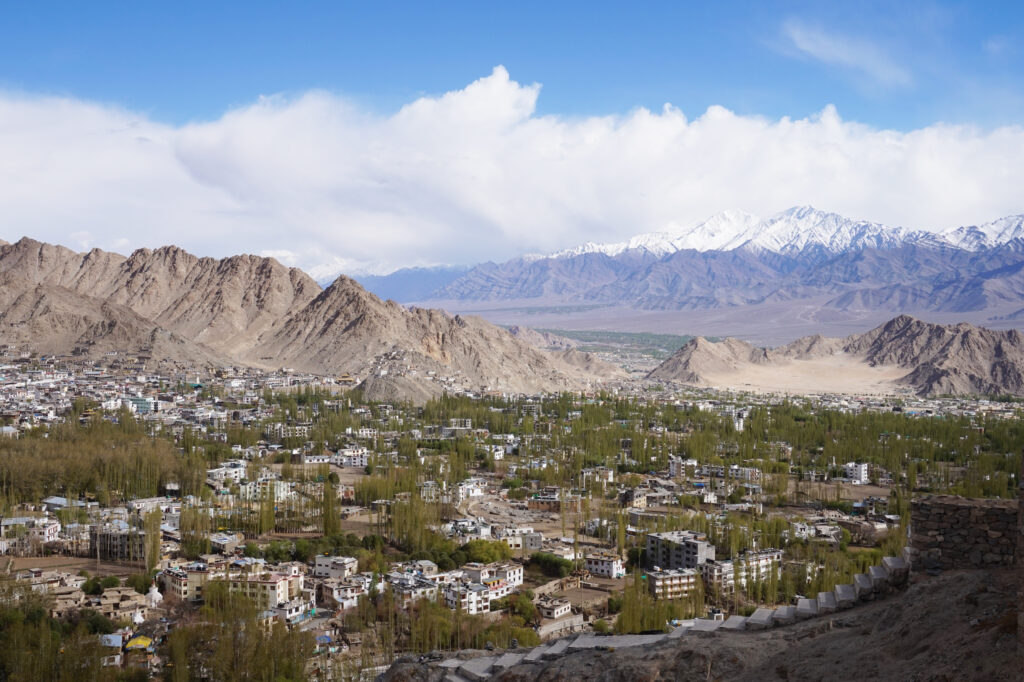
[910,495,1017,571]
[1018,457,1022,651]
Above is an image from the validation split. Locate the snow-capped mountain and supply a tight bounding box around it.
[669,209,762,251]
[942,215,1024,251]
[552,232,678,259]
[551,209,759,258]
[724,206,918,253]
[545,206,1024,263]
[382,206,1024,321]
[548,206,987,261]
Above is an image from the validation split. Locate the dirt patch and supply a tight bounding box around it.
[7,555,143,578]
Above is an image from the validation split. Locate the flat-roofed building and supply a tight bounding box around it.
[646,567,700,600]
[645,530,715,570]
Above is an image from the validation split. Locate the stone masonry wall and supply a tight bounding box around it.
[1018,457,1022,651]
[910,495,1017,571]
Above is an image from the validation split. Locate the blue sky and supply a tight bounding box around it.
[3,1,1022,130]
[1,2,1023,275]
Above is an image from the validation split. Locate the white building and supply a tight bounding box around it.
[845,462,869,484]
[443,582,491,615]
[646,567,699,600]
[537,597,572,620]
[238,479,293,501]
[585,552,625,579]
[313,555,358,579]
[333,447,370,468]
[699,549,782,596]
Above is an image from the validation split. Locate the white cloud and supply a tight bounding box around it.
[2,66,1024,276]
[782,19,913,88]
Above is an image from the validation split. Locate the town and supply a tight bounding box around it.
[0,350,1020,679]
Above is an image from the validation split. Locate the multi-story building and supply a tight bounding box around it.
[238,479,293,501]
[225,569,304,609]
[160,564,213,602]
[646,567,700,600]
[386,573,441,608]
[443,582,491,615]
[845,462,870,484]
[90,525,146,562]
[645,531,715,570]
[584,552,625,579]
[699,549,782,596]
[620,488,647,509]
[313,555,358,579]
[333,447,370,468]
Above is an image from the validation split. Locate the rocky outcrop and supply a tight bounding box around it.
[646,337,775,384]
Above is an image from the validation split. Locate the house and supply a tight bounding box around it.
[584,552,625,579]
[313,555,358,580]
[537,596,571,620]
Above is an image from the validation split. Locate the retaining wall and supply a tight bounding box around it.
[909,495,1017,571]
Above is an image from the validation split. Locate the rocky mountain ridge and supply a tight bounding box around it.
[362,208,1024,326]
[0,238,623,401]
[648,314,1024,396]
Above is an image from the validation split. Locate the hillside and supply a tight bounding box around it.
[648,315,1024,397]
[380,568,1017,682]
[256,276,627,396]
[0,273,228,367]
[0,239,621,401]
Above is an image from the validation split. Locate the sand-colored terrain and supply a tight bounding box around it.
[699,353,910,396]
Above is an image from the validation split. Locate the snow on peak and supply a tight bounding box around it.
[941,214,1024,251]
[727,206,909,253]
[668,209,761,251]
[546,208,1024,262]
[552,232,680,259]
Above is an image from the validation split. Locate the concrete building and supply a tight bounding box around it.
[537,596,572,620]
[584,552,625,579]
[443,582,491,615]
[845,462,870,484]
[313,555,358,579]
[645,530,715,570]
[646,567,700,600]
[699,549,782,596]
[90,525,146,562]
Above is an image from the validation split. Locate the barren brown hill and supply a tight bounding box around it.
[648,315,1024,396]
[0,273,227,367]
[0,238,621,400]
[646,337,774,385]
[0,238,320,356]
[507,326,579,351]
[258,276,626,396]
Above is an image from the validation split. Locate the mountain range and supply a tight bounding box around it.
[4,236,1024,398]
[361,207,1024,332]
[648,314,1024,397]
[0,238,623,402]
